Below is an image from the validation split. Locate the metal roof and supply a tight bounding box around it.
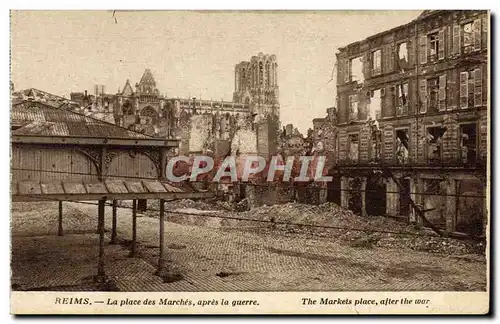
[11,101,152,139]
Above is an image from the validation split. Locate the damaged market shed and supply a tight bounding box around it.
[10,99,214,281]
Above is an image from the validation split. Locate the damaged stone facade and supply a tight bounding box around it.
[278,124,309,158]
[333,10,488,236]
[70,53,281,160]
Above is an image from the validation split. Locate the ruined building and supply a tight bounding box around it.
[330,10,488,236]
[70,53,280,159]
[278,124,309,158]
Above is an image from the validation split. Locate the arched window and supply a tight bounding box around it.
[140,106,159,125]
[259,62,264,87]
[265,62,271,87]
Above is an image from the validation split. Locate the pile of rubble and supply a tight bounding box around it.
[234,202,407,231]
[230,202,485,256]
[140,199,221,215]
[136,199,484,256]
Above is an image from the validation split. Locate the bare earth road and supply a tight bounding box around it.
[11,202,487,292]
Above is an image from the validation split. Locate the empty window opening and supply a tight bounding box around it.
[348,133,359,162]
[396,83,409,116]
[397,42,408,71]
[372,50,382,75]
[428,32,439,62]
[427,126,446,163]
[370,129,381,162]
[460,123,477,164]
[349,94,358,121]
[368,89,382,121]
[395,129,410,165]
[350,57,364,82]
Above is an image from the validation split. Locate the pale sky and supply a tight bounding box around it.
[10,10,421,133]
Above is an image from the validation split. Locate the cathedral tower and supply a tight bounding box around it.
[233,53,280,158]
[233,52,279,119]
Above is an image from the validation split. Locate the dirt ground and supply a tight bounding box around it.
[10,201,488,292]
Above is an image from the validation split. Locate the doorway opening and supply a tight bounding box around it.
[366,175,387,216]
[399,178,411,217]
[327,176,341,205]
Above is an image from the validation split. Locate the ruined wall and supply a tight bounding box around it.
[189,114,214,153]
[241,184,295,209]
[256,114,280,158]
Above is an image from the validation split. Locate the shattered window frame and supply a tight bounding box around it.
[396,42,408,68]
[396,83,409,116]
[462,21,474,54]
[395,127,410,165]
[428,32,439,63]
[459,122,478,164]
[349,56,364,82]
[347,132,360,163]
[426,125,446,164]
[369,89,382,120]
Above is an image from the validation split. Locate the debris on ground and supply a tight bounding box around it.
[235,198,250,212]
[233,202,485,256]
[133,199,485,257]
[161,272,184,283]
[349,234,381,249]
[148,199,222,212]
[11,202,97,236]
[216,271,245,278]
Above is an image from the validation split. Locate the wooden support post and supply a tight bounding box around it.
[156,199,166,277]
[129,200,137,257]
[360,177,367,217]
[445,178,457,233]
[340,177,349,209]
[58,201,63,236]
[159,147,167,180]
[110,200,118,244]
[95,198,106,283]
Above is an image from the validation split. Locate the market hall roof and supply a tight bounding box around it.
[11,100,153,140]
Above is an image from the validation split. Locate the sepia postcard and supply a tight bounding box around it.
[9,9,490,315]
